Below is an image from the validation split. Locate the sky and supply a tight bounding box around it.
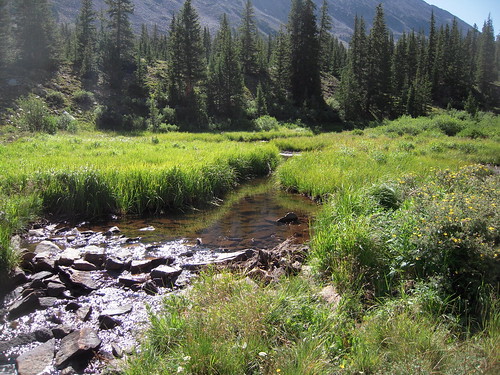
[425,0,499,29]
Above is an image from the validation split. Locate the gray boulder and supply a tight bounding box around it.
[55,328,101,369]
[16,338,55,375]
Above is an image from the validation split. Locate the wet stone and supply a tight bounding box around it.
[58,248,81,266]
[8,267,28,287]
[142,281,159,295]
[28,229,45,237]
[34,241,60,254]
[105,226,120,236]
[277,212,299,224]
[31,271,53,282]
[55,328,102,369]
[118,274,148,288]
[47,282,66,297]
[16,338,55,375]
[65,302,81,312]
[150,265,182,285]
[111,343,123,358]
[0,364,16,374]
[73,260,97,271]
[105,257,128,271]
[82,246,106,266]
[32,253,57,273]
[59,267,98,291]
[130,259,155,274]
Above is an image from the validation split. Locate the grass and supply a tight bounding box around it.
[124,112,499,374]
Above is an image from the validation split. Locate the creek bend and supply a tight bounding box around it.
[0,178,317,374]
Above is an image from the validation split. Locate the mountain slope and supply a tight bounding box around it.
[51,0,471,42]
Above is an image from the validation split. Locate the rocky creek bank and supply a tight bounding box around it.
[0,214,308,374]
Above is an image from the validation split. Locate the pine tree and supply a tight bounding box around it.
[269,26,291,105]
[337,16,368,120]
[476,16,496,101]
[75,0,97,78]
[0,0,11,67]
[256,82,268,116]
[495,34,500,82]
[207,14,244,119]
[15,0,60,70]
[288,0,322,106]
[318,0,333,73]
[366,4,392,118]
[239,0,259,76]
[103,0,134,87]
[203,27,211,63]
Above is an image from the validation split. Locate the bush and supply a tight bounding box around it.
[16,95,55,133]
[72,90,95,108]
[255,115,279,131]
[45,90,65,107]
[433,115,465,136]
[57,112,76,131]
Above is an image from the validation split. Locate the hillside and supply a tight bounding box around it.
[51,0,471,42]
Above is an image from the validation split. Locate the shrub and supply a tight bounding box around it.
[254,115,279,131]
[45,90,65,107]
[16,95,55,133]
[57,112,76,131]
[72,90,95,108]
[433,115,465,136]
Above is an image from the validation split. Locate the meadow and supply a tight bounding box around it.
[124,112,500,374]
[1,111,499,373]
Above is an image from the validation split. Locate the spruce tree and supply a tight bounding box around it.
[337,16,368,120]
[269,26,291,106]
[318,0,333,73]
[15,0,60,70]
[207,14,244,119]
[103,0,134,87]
[239,0,259,76]
[288,0,322,106]
[366,4,392,118]
[476,17,496,101]
[256,82,268,116]
[75,0,97,78]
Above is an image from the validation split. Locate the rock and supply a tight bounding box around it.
[139,226,155,232]
[65,302,81,312]
[34,241,60,254]
[105,226,120,236]
[59,268,98,292]
[7,78,19,86]
[5,268,28,291]
[28,229,45,237]
[105,257,128,271]
[31,271,53,282]
[39,297,58,309]
[111,343,123,358]
[76,305,92,321]
[277,212,299,224]
[52,325,73,339]
[130,259,156,274]
[34,328,54,342]
[101,304,133,317]
[16,338,55,375]
[82,246,106,266]
[47,282,66,297]
[8,293,39,320]
[196,238,203,245]
[98,315,120,330]
[118,274,148,288]
[58,248,81,266]
[150,265,182,286]
[73,260,97,271]
[180,251,194,257]
[20,251,36,270]
[32,252,57,273]
[55,328,101,369]
[142,281,159,295]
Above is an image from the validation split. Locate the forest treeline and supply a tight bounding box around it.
[0,0,498,130]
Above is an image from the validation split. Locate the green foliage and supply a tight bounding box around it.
[72,90,95,108]
[16,95,56,133]
[45,90,66,108]
[254,115,279,131]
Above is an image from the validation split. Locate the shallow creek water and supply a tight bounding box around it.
[0,178,317,374]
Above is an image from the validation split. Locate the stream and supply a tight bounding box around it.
[0,178,317,374]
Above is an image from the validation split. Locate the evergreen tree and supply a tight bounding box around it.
[288,0,322,106]
[207,14,244,119]
[103,0,134,87]
[337,16,368,120]
[269,26,291,105]
[255,82,268,116]
[318,0,333,73]
[238,0,259,76]
[203,27,212,63]
[476,17,496,101]
[75,0,97,78]
[15,0,60,70]
[366,4,392,118]
[496,34,500,82]
[0,0,10,67]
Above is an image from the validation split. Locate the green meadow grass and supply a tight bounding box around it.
[125,113,499,374]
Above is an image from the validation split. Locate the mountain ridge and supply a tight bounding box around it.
[51,0,472,42]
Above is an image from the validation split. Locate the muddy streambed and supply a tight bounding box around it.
[0,179,317,374]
